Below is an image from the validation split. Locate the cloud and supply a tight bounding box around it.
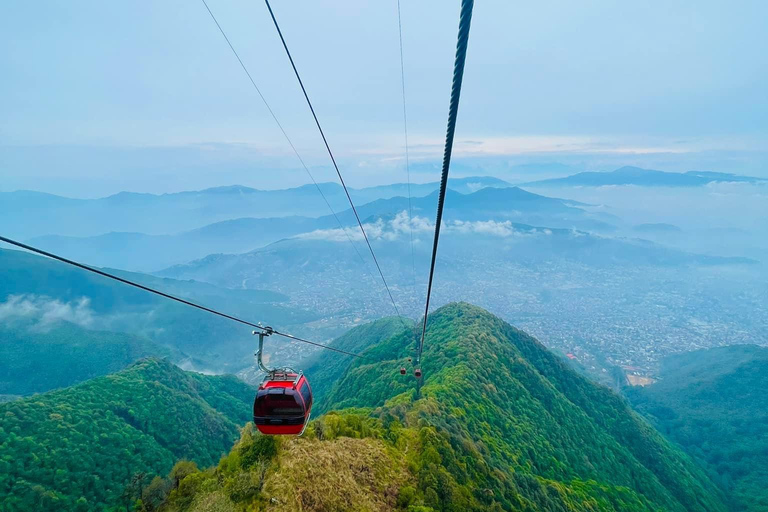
[297,211,432,243]
[449,220,553,238]
[0,295,95,330]
[296,211,553,242]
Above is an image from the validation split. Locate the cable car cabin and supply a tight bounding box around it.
[253,372,312,435]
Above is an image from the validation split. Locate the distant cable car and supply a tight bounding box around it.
[252,329,312,435]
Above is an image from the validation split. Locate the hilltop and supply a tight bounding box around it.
[0,358,254,511]
[153,303,727,512]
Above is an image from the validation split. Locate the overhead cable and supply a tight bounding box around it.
[200,0,371,278]
[416,0,475,367]
[396,0,417,294]
[263,0,406,326]
[0,235,363,358]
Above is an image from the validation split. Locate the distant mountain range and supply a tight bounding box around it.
[159,221,755,296]
[22,186,615,271]
[337,186,593,222]
[0,176,512,239]
[27,216,330,272]
[521,166,767,187]
[633,223,683,234]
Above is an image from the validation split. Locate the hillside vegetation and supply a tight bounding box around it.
[0,247,314,373]
[628,345,768,511]
[302,316,412,413]
[0,320,169,396]
[152,303,727,512]
[0,359,254,511]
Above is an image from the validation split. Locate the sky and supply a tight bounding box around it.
[1,0,767,197]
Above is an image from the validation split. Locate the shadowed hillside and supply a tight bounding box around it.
[0,359,254,511]
[628,345,768,512]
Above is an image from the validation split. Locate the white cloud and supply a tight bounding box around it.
[0,295,95,330]
[297,211,432,243]
[296,211,553,242]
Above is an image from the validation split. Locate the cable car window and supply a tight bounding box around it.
[299,382,312,408]
[254,390,303,417]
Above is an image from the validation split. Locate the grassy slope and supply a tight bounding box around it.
[0,358,254,511]
[156,303,727,512]
[628,345,768,512]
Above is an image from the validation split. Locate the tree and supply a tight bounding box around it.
[141,476,170,512]
[169,460,198,489]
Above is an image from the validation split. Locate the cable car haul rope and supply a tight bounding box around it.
[415,0,475,374]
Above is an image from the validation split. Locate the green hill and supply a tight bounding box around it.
[152,303,727,512]
[628,345,768,511]
[302,316,413,413]
[0,320,170,395]
[0,358,254,511]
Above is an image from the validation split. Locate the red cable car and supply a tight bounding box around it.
[252,329,313,435]
[253,371,312,435]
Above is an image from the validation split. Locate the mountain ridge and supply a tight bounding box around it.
[521,166,766,188]
[151,303,728,512]
[0,176,516,240]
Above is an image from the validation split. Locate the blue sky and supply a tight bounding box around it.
[2,0,767,196]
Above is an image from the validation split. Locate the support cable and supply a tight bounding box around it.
[396,0,417,294]
[416,0,474,367]
[0,235,363,358]
[264,0,406,325]
[200,0,370,278]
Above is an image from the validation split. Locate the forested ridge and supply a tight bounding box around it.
[628,345,768,512]
[149,303,727,512]
[302,316,411,413]
[0,320,169,396]
[0,358,254,511]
